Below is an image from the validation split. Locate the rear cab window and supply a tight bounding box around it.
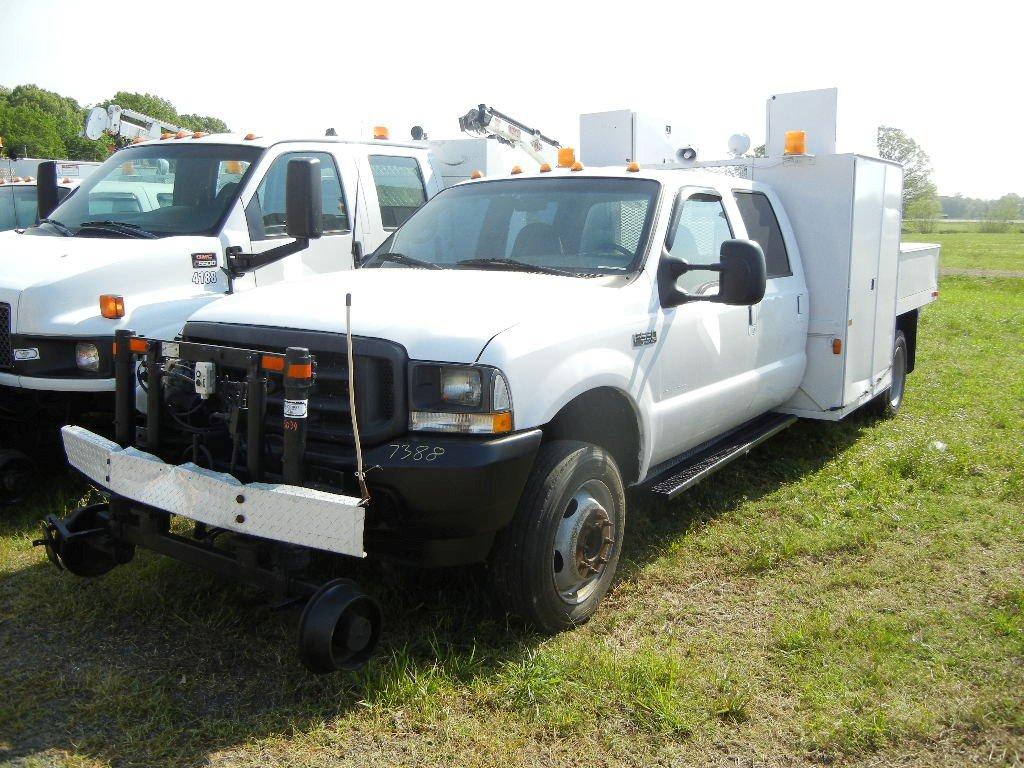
[733,190,792,278]
[368,155,427,230]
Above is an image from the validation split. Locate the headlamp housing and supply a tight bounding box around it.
[409,362,513,434]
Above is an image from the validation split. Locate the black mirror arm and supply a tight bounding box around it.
[225,238,310,278]
[657,247,723,308]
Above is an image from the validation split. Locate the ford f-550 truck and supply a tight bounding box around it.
[43,96,940,673]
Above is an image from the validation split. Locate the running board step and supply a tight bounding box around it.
[643,413,797,499]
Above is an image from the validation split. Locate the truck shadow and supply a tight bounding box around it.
[0,414,872,767]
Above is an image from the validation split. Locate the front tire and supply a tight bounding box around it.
[489,440,625,633]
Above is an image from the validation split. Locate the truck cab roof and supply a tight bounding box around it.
[138,132,429,152]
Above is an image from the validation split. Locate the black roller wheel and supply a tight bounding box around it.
[38,504,134,578]
[0,450,36,507]
[297,578,382,673]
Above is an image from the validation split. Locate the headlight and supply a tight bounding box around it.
[75,342,100,371]
[441,367,482,406]
[410,363,512,434]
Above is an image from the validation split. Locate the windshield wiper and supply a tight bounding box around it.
[372,252,442,270]
[77,220,159,239]
[455,258,574,277]
[38,218,74,237]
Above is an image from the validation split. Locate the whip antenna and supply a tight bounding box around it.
[346,293,370,503]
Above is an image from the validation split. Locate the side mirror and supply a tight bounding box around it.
[657,238,766,308]
[284,158,323,240]
[717,239,767,305]
[36,160,60,220]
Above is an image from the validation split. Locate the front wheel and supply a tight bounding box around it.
[870,330,908,419]
[489,440,625,633]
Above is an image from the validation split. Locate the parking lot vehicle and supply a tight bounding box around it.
[0,175,81,233]
[43,91,940,672]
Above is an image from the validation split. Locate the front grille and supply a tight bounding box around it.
[0,303,12,370]
[183,323,407,447]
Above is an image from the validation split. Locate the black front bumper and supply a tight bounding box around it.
[5,334,115,379]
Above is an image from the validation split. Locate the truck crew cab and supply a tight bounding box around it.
[0,130,442,502]
[45,92,940,672]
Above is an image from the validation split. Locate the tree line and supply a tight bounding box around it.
[0,83,229,161]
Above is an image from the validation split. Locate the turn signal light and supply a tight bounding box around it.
[99,294,125,319]
[510,165,523,175]
[784,130,807,155]
[492,412,513,433]
[832,338,842,355]
[373,126,390,140]
[557,147,576,168]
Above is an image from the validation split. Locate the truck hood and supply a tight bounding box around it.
[0,230,223,337]
[187,267,620,363]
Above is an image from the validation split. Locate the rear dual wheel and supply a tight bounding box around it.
[489,440,625,633]
[870,330,908,419]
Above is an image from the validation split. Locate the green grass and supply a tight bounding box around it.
[902,230,1024,273]
[1,274,1022,767]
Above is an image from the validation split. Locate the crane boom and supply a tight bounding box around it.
[458,104,560,166]
[82,105,188,144]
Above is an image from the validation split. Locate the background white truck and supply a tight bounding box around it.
[43,90,940,673]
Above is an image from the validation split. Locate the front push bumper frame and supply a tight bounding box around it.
[62,425,366,558]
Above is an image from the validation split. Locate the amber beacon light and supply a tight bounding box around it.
[784,130,807,155]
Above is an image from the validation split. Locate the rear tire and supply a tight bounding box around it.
[870,330,908,419]
[0,450,35,507]
[489,440,625,634]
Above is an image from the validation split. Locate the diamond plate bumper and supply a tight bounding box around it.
[61,425,365,558]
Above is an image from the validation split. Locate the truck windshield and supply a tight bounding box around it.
[364,177,661,275]
[32,143,262,238]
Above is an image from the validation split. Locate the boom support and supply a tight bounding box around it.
[458,104,560,166]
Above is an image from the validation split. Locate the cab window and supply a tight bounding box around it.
[733,190,791,278]
[248,151,348,240]
[368,155,427,229]
[667,193,733,295]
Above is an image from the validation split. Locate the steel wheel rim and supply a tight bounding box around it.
[890,343,907,408]
[552,478,616,604]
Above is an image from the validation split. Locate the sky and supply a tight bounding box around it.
[1,0,1019,199]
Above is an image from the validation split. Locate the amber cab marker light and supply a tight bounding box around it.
[99,294,125,320]
[626,161,640,172]
[557,147,576,168]
[175,130,189,139]
[470,170,484,180]
[571,161,585,172]
[510,165,523,175]
[539,163,552,173]
[784,130,807,155]
[161,132,174,140]
[373,126,390,140]
[832,338,843,355]
[243,133,260,141]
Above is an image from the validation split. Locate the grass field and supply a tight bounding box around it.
[1,237,1022,767]
[908,232,1024,273]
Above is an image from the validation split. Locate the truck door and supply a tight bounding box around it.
[361,151,431,249]
[244,148,354,285]
[731,189,808,416]
[651,189,760,463]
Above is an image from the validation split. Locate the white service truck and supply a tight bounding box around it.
[0,175,83,233]
[42,92,940,673]
[0,127,445,501]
